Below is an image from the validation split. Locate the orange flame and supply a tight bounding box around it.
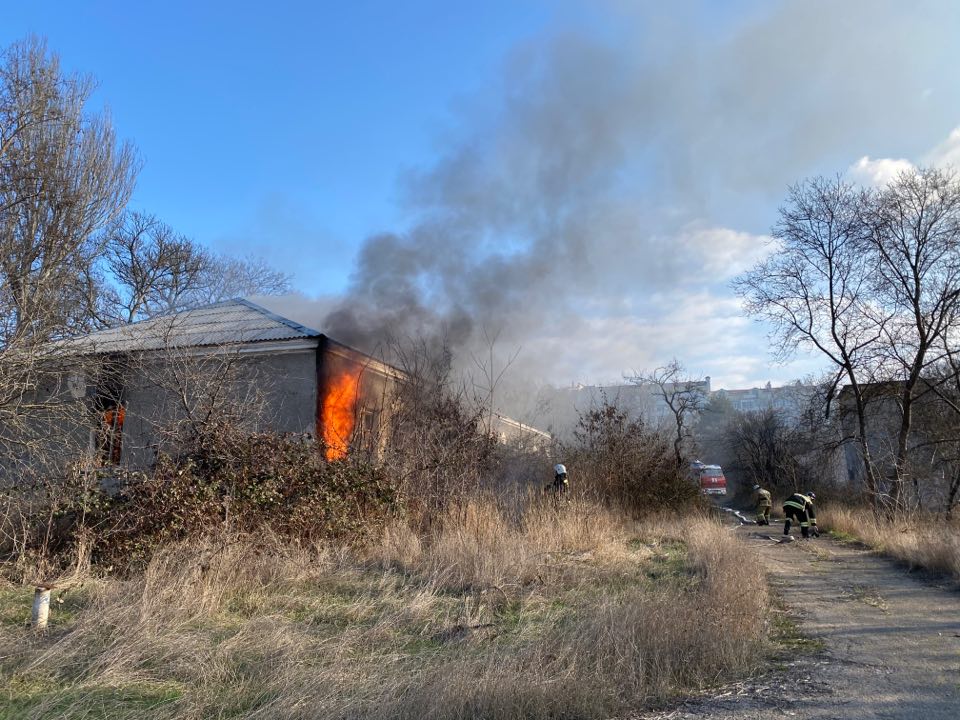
[322,368,361,461]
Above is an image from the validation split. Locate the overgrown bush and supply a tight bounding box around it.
[381,343,500,522]
[95,428,399,566]
[566,401,700,512]
[1,427,400,575]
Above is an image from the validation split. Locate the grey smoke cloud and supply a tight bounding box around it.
[311,0,960,387]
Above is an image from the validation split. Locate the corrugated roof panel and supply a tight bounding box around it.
[58,299,322,353]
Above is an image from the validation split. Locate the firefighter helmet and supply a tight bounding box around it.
[554,463,567,476]
[753,484,761,490]
[807,491,816,500]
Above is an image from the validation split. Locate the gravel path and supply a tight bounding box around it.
[637,523,960,719]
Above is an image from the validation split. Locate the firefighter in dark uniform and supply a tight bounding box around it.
[783,491,818,538]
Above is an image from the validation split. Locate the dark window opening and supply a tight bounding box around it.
[98,403,125,465]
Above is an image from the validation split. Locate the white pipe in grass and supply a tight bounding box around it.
[31,588,51,630]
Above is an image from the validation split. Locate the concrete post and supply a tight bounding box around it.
[31,588,51,630]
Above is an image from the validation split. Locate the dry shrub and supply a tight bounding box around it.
[2,429,400,574]
[819,505,960,580]
[380,343,499,521]
[567,401,700,513]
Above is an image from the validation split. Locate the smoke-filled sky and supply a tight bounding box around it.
[5,1,960,389]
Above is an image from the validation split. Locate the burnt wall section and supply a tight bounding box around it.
[316,336,402,460]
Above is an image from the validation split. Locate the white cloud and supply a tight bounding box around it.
[676,226,775,280]
[510,289,819,389]
[926,126,960,170]
[846,124,960,186]
[847,155,915,187]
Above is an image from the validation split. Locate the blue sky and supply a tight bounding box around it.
[2,1,559,291]
[4,1,960,389]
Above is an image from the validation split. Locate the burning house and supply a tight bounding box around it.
[11,298,548,478]
[46,298,405,469]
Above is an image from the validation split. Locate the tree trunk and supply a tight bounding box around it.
[853,389,881,511]
[946,465,960,519]
[673,416,684,471]
[892,369,922,512]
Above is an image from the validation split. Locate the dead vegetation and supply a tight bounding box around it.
[0,501,768,719]
[819,505,960,581]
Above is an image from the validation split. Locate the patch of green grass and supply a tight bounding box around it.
[827,529,859,544]
[0,587,31,628]
[768,594,825,654]
[643,540,697,587]
[0,672,60,712]
[0,674,184,720]
[0,585,91,630]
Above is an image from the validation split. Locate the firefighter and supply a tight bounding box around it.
[783,491,818,538]
[753,484,772,526]
[551,463,569,496]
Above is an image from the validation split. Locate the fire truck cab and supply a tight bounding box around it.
[690,461,727,496]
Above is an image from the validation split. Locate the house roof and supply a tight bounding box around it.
[58,298,323,354]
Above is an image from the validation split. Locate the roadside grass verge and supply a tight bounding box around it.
[0,500,769,720]
[819,506,960,581]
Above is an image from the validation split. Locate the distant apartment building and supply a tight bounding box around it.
[542,377,816,436]
[711,382,813,421]
[544,377,712,430]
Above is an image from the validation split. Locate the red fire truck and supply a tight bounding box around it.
[690,461,728,496]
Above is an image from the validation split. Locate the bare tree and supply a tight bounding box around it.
[904,374,960,516]
[0,37,136,491]
[197,254,291,304]
[98,211,292,325]
[122,325,274,460]
[734,177,886,507]
[631,360,707,471]
[726,408,814,494]
[468,326,521,435]
[99,212,207,324]
[862,168,960,509]
[0,37,138,345]
[383,336,495,516]
[99,212,291,324]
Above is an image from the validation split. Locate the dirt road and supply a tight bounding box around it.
[642,524,960,719]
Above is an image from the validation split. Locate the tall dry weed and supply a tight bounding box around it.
[2,505,768,719]
[820,505,960,580]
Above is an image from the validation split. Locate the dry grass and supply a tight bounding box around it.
[0,499,768,719]
[819,505,960,580]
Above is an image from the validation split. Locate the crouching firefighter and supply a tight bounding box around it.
[551,464,569,497]
[783,492,818,538]
[753,484,772,526]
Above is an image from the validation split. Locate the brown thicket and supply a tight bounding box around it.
[567,398,700,512]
